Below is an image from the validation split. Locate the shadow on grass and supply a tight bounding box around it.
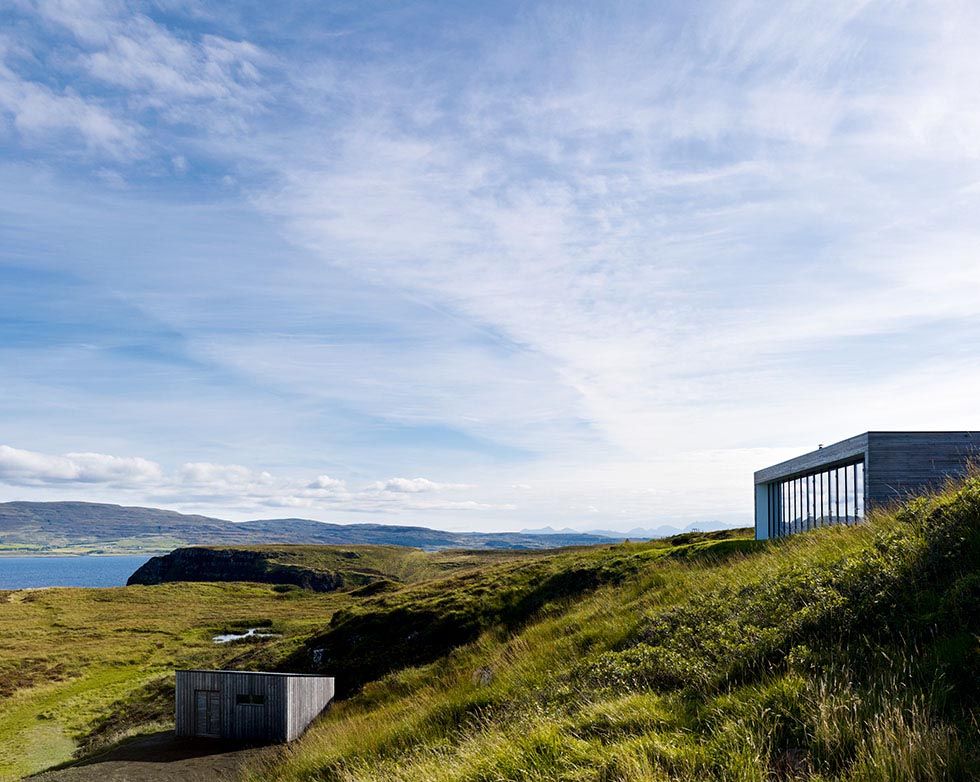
[32,729,274,778]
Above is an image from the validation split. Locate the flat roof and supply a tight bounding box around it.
[754,431,978,484]
[755,432,868,484]
[177,669,332,678]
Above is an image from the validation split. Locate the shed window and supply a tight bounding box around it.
[236,693,265,706]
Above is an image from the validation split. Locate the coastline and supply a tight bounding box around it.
[0,551,164,557]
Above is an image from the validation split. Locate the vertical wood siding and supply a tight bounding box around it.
[286,675,336,741]
[175,670,334,742]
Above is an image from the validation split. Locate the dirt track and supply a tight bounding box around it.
[30,731,275,782]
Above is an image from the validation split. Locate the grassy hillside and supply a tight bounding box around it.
[127,544,555,592]
[6,478,978,781]
[284,532,755,697]
[0,582,351,780]
[0,536,746,779]
[246,481,980,781]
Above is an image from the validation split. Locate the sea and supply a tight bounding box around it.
[0,555,152,590]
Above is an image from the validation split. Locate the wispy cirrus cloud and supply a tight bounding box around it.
[0,40,139,155]
[2,0,271,158]
[253,0,980,462]
[2,1,980,530]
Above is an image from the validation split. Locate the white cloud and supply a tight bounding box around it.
[251,0,980,473]
[307,474,346,491]
[368,477,472,494]
[2,1,270,158]
[0,444,162,485]
[178,462,273,487]
[0,444,498,520]
[0,57,139,155]
[5,3,980,530]
[80,21,268,109]
[27,0,118,46]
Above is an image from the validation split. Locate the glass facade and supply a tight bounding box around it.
[766,460,864,538]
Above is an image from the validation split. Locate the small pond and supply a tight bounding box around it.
[212,627,282,644]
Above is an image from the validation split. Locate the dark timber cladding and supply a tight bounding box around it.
[753,432,980,541]
[175,670,334,742]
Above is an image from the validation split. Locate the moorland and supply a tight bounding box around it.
[0,539,701,778]
[1,477,978,781]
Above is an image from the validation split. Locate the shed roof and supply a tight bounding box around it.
[177,669,330,679]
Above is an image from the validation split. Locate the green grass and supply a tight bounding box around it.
[188,543,554,587]
[0,581,349,779]
[243,481,980,782]
[6,484,979,782]
[0,534,746,779]
[282,535,751,696]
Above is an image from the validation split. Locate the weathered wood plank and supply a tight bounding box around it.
[867,431,980,506]
[175,670,334,742]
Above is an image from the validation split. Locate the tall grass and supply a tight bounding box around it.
[251,478,980,781]
[0,581,351,779]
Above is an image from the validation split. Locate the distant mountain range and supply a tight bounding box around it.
[0,501,620,554]
[520,520,742,539]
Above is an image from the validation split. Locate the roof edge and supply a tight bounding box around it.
[176,669,333,678]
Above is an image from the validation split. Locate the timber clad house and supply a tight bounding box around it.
[754,431,980,541]
[175,670,334,742]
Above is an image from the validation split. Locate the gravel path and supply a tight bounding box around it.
[30,731,276,782]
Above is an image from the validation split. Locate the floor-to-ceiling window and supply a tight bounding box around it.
[768,460,865,538]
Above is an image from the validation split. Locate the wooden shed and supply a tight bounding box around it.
[175,670,334,742]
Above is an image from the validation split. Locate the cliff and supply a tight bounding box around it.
[126,547,365,592]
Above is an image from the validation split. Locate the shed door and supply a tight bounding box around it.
[195,690,221,737]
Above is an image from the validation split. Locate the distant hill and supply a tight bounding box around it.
[0,501,614,554]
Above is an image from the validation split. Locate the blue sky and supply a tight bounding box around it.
[1,0,980,530]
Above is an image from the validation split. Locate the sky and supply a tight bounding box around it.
[1,0,980,531]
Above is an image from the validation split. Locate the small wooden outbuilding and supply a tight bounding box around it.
[175,670,334,742]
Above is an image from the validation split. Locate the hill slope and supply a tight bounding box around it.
[126,544,557,593]
[245,480,980,781]
[6,479,979,781]
[0,532,750,779]
[0,501,614,554]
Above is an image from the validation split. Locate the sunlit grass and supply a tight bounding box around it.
[250,480,980,781]
[4,484,977,781]
[0,581,347,779]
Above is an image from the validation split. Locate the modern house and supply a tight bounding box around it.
[754,431,980,540]
[175,670,334,742]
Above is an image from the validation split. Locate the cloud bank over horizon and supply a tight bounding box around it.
[2,1,980,531]
[0,443,511,521]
